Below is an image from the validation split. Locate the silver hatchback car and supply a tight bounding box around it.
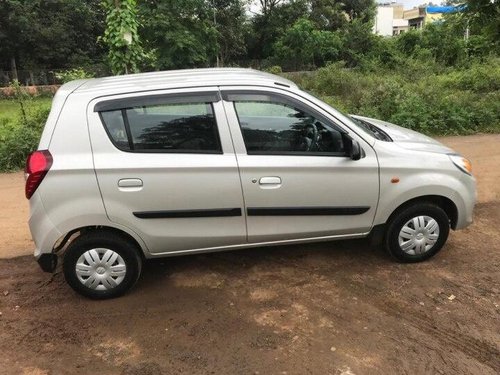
[26,68,476,299]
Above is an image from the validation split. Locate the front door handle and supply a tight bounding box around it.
[259,177,281,185]
[118,178,143,188]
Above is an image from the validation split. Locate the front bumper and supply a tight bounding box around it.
[37,253,58,272]
[453,174,476,230]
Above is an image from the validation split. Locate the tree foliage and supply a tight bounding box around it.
[212,0,249,65]
[102,0,144,74]
[0,0,105,72]
[138,0,217,70]
[273,18,341,70]
[0,0,498,75]
[462,0,500,52]
[247,0,310,60]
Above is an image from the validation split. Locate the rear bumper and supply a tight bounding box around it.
[29,192,62,260]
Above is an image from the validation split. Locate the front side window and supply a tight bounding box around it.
[99,98,221,153]
[232,97,345,155]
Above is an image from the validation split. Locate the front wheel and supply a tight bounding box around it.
[63,231,142,299]
[385,203,450,262]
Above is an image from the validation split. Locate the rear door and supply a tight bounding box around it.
[221,87,379,243]
[87,87,246,254]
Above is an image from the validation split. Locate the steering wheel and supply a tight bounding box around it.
[303,122,320,151]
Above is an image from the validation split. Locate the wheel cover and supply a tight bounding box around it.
[398,216,440,255]
[75,248,126,290]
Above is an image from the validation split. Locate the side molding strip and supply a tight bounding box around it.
[247,206,370,216]
[133,208,242,219]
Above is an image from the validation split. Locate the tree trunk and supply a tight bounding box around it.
[10,56,18,81]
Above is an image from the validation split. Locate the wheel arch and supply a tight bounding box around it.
[54,225,148,259]
[386,195,458,230]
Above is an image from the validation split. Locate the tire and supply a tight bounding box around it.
[385,203,450,263]
[63,231,142,299]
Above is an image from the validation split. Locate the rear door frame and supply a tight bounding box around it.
[87,86,248,255]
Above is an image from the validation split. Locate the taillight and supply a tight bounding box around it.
[25,150,53,199]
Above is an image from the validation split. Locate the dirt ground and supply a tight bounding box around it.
[0,134,499,374]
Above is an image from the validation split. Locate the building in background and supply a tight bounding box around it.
[403,6,442,29]
[374,3,463,36]
[373,3,409,36]
[393,19,409,35]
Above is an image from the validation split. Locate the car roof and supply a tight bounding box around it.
[73,68,297,96]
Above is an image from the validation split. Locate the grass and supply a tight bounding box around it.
[0,99,22,121]
[0,97,52,118]
[0,97,52,136]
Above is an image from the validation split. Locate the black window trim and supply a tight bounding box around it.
[223,90,350,157]
[120,108,135,150]
[96,93,224,155]
[94,91,221,112]
[243,150,347,157]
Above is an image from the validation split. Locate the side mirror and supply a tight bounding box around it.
[350,139,362,160]
[341,133,364,160]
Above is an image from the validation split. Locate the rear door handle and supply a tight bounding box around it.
[259,177,281,185]
[118,178,143,188]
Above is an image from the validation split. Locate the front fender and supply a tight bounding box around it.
[373,171,473,229]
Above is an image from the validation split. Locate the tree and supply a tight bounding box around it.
[32,0,105,68]
[0,0,105,76]
[247,0,309,61]
[340,19,378,67]
[310,0,376,30]
[102,0,144,74]
[310,0,347,30]
[273,18,341,70]
[138,0,217,70]
[342,0,376,24]
[0,0,37,78]
[259,0,283,15]
[212,0,249,65]
[420,21,467,65]
[246,0,377,67]
[462,0,500,53]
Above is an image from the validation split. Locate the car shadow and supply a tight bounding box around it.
[137,237,390,290]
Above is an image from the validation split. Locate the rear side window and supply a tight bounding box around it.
[100,111,130,150]
[98,95,222,153]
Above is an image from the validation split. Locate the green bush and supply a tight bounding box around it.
[55,68,94,83]
[285,58,500,136]
[265,65,283,75]
[0,122,42,171]
[0,101,50,172]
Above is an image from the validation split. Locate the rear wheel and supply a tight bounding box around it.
[385,203,450,262]
[63,231,142,299]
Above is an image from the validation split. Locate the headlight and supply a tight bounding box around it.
[449,154,472,175]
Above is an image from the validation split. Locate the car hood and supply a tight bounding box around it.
[351,115,455,154]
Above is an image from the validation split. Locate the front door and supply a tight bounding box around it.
[88,88,246,254]
[221,88,379,243]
